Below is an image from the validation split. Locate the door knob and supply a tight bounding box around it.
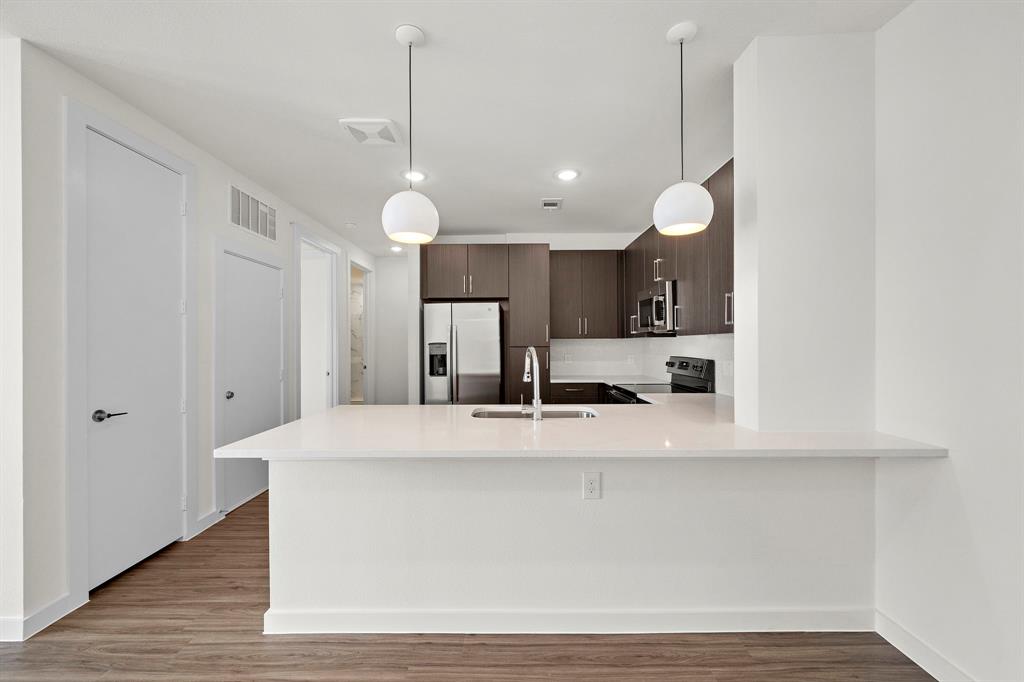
[92,409,127,423]
[225,390,235,399]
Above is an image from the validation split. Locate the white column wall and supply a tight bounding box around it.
[873,2,1024,680]
[733,34,876,432]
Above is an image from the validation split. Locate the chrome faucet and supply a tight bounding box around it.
[522,346,542,421]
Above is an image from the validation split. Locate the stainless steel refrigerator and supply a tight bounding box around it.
[422,302,501,404]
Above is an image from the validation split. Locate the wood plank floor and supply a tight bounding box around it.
[0,493,933,681]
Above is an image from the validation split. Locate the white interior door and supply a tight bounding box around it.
[300,242,334,417]
[217,250,283,512]
[85,129,184,589]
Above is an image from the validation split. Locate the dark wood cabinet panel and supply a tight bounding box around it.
[706,159,734,334]
[422,244,468,299]
[639,227,659,297]
[466,244,508,298]
[549,251,583,338]
[581,251,620,338]
[624,238,644,335]
[508,244,550,347]
[674,207,710,335]
[550,382,600,404]
[655,230,678,283]
[505,346,550,405]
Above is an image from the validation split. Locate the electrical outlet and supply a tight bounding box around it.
[582,472,601,500]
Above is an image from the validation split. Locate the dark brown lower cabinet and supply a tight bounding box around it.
[549,382,601,404]
[505,346,550,406]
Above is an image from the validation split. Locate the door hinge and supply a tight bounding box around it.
[280,286,285,300]
[180,201,188,217]
[180,398,187,414]
[179,299,187,315]
[181,495,188,511]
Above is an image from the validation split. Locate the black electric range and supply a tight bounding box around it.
[606,357,715,404]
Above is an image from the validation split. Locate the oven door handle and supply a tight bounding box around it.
[606,389,636,404]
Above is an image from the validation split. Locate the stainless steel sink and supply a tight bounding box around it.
[471,407,598,419]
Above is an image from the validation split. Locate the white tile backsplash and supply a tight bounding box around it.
[549,338,640,377]
[550,334,735,395]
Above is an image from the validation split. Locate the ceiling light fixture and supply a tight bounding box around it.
[652,22,714,237]
[555,169,579,182]
[403,170,426,183]
[381,24,439,245]
[390,245,403,253]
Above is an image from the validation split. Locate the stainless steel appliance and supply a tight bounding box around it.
[422,302,501,404]
[635,281,677,334]
[607,356,716,403]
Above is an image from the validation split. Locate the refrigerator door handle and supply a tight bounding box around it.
[447,324,454,403]
[451,324,459,404]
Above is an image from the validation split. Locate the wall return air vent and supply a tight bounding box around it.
[230,186,277,240]
[338,118,402,145]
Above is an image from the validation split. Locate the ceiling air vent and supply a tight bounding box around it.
[541,198,563,211]
[338,118,402,145]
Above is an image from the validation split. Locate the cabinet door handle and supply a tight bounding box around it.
[584,317,588,335]
[545,323,549,343]
[578,317,581,336]
[725,292,734,325]
[469,275,473,294]
[629,314,638,334]
[673,305,680,331]
[546,351,549,370]
[564,387,584,392]
[462,275,466,294]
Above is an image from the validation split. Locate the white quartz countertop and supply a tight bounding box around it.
[214,395,945,461]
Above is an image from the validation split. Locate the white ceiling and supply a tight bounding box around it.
[1,1,908,255]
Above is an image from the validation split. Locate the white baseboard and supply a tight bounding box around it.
[185,508,225,540]
[220,485,268,515]
[264,606,874,635]
[0,591,88,641]
[876,610,973,682]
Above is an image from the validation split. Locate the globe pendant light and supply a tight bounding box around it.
[382,25,439,244]
[653,22,713,236]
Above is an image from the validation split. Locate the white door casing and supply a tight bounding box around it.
[215,246,284,512]
[65,101,197,596]
[292,225,341,417]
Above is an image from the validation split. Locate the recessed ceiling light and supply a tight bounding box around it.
[555,169,579,182]
[390,245,403,253]
[403,170,426,183]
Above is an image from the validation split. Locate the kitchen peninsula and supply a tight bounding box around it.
[215,395,943,635]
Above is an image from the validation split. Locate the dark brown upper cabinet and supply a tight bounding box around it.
[581,251,622,338]
[420,244,508,299]
[550,250,621,339]
[705,159,734,334]
[507,244,550,347]
[549,251,583,338]
[673,202,710,335]
[622,158,733,337]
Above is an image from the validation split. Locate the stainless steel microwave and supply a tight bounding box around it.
[633,281,676,334]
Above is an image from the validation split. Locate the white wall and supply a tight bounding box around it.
[873,2,1024,680]
[0,37,25,635]
[733,34,876,431]
[8,41,374,628]
[373,257,410,405]
[269,457,876,632]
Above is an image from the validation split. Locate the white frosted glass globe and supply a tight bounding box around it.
[381,190,439,244]
[652,181,714,236]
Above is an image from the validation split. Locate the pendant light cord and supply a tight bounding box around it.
[679,40,684,182]
[408,44,413,190]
